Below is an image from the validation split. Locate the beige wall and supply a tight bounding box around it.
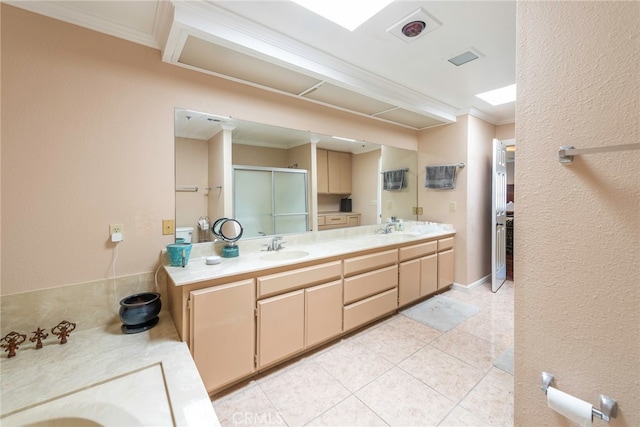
[175,137,208,236]
[496,123,515,140]
[351,149,380,225]
[0,5,416,295]
[232,144,289,168]
[466,115,494,285]
[515,2,639,425]
[417,116,469,284]
[380,145,418,222]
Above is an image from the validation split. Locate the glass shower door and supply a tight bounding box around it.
[274,170,308,235]
[234,166,308,238]
[234,168,274,237]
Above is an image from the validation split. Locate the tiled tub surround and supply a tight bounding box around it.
[0,271,164,336]
[0,273,219,425]
[0,311,219,426]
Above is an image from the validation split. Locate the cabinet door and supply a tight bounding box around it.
[317,149,328,194]
[327,150,342,194]
[327,151,352,194]
[190,279,255,393]
[305,280,343,347]
[257,290,305,369]
[399,259,421,306]
[420,253,438,296]
[338,151,352,194]
[438,249,455,288]
[347,215,360,227]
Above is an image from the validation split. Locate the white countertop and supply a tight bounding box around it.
[165,224,455,287]
[0,311,219,426]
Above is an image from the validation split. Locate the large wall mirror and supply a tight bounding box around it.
[175,108,418,243]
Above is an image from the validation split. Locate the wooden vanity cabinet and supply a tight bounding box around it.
[189,279,255,394]
[305,280,343,347]
[170,232,456,395]
[343,249,398,332]
[398,241,438,306]
[317,213,361,230]
[437,237,455,288]
[257,290,305,369]
[256,261,342,369]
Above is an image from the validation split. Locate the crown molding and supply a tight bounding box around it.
[165,1,457,124]
[6,0,161,49]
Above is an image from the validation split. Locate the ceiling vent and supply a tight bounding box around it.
[448,48,483,66]
[387,8,442,43]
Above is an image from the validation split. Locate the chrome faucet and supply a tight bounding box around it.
[379,223,396,234]
[266,236,285,251]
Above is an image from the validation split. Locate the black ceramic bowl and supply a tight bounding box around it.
[119,292,161,333]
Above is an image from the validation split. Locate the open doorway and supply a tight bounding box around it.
[506,144,515,280]
[492,138,515,292]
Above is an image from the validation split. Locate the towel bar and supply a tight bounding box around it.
[380,168,409,174]
[176,185,198,192]
[540,372,618,422]
[559,143,640,164]
[423,163,465,169]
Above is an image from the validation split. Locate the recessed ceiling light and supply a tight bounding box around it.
[475,84,516,106]
[402,21,426,38]
[292,0,393,31]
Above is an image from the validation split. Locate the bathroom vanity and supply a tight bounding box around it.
[164,224,455,395]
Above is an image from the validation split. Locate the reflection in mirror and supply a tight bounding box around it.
[219,218,243,242]
[175,108,418,243]
[234,166,309,238]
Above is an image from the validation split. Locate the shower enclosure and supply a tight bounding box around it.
[233,166,309,238]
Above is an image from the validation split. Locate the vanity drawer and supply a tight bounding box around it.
[399,241,437,262]
[343,265,398,304]
[438,237,454,252]
[257,261,342,298]
[325,215,347,225]
[344,249,398,277]
[343,288,398,332]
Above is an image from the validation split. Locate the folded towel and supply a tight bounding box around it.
[383,169,406,191]
[425,165,457,189]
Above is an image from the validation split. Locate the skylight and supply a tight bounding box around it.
[475,84,516,106]
[292,0,393,31]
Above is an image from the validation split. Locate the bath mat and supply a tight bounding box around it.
[400,295,480,332]
[493,345,514,375]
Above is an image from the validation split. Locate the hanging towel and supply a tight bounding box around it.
[383,169,406,191]
[425,165,457,189]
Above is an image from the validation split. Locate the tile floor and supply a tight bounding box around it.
[212,281,514,426]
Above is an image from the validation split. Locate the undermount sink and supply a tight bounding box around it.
[260,250,309,261]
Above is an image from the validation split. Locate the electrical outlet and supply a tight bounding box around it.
[109,224,123,235]
[162,219,175,235]
[449,201,457,212]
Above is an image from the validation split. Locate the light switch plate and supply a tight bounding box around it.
[162,219,175,235]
